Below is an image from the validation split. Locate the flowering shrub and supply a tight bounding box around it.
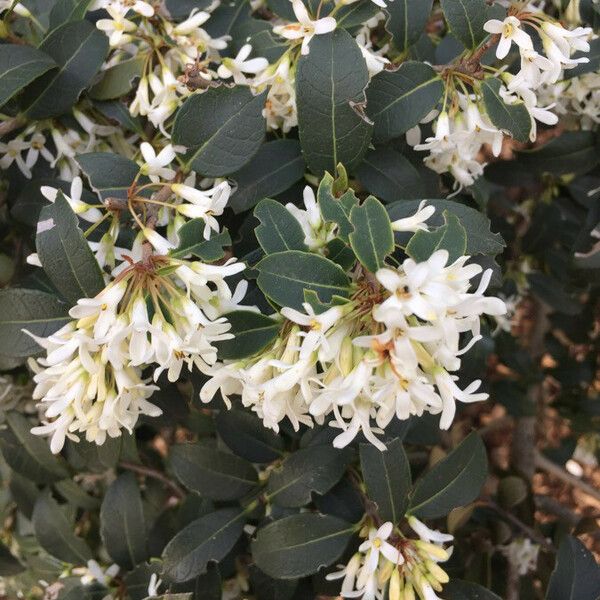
[0,0,599,599]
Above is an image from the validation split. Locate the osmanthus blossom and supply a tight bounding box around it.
[273,0,337,55]
[328,517,453,600]
[200,199,506,450]
[0,0,30,16]
[96,5,139,47]
[217,44,269,84]
[27,248,249,453]
[483,15,533,59]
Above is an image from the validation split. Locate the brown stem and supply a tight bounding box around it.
[119,460,185,499]
[0,116,25,138]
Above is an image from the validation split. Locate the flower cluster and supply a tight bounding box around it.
[328,517,454,600]
[411,9,592,188]
[28,252,247,453]
[201,196,506,449]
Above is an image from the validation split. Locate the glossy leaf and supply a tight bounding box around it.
[170,443,258,500]
[171,222,231,261]
[409,433,488,519]
[89,55,146,101]
[406,210,467,263]
[385,0,434,52]
[481,78,531,143]
[442,580,502,599]
[296,29,372,175]
[173,86,266,177]
[252,513,354,579]
[77,152,141,200]
[440,0,489,49]
[36,192,105,305]
[255,198,307,254]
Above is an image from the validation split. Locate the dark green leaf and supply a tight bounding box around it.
[100,473,148,569]
[497,476,527,509]
[349,196,394,272]
[216,409,285,463]
[231,19,288,63]
[204,0,251,38]
[324,238,356,270]
[406,210,467,263]
[171,222,231,261]
[170,443,258,500]
[214,310,281,360]
[0,412,70,484]
[360,438,411,524]
[296,29,372,175]
[387,199,505,256]
[173,86,266,177]
[527,272,580,316]
[366,61,444,143]
[546,536,600,600]
[517,131,600,176]
[32,494,92,564]
[255,198,307,254]
[23,20,108,119]
[442,580,502,599]
[48,0,94,30]
[165,0,213,19]
[77,152,141,200]
[336,0,379,29]
[441,0,489,49]
[317,173,359,242]
[0,288,69,357]
[252,513,354,579]
[54,480,100,510]
[36,192,105,305]
[0,44,56,108]
[356,147,426,203]
[89,54,146,101]
[385,0,434,52]
[256,250,351,311]
[162,508,246,583]
[230,140,305,213]
[481,78,531,143]
[566,37,600,78]
[267,445,353,507]
[409,432,488,518]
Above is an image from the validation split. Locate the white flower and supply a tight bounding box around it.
[41,177,103,223]
[273,0,336,55]
[390,200,435,233]
[358,522,403,572]
[96,6,138,47]
[509,48,555,90]
[139,143,177,181]
[0,137,35,178]
[142,228,175,254]
[408,516,454,544]
[217,44,269,84]
[484,16,533,60]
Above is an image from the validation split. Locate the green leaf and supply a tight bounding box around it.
[356,147,427,203]
[173,86,266,177]
[387,199,505,256]
[317,173,359,243]
[230,140,305,213]
[170,443,259,500]
[48,0,94,30]
[23,20,108,119]
[409,432,488,519]
[441,0,489,49]
[335,0,379,29]
[255,199,307,254]
[54,480,100,511]
[517,131,600,176]
[36,192,105,305]
[216,410,285,463]
[256,250,351,311]
[77,152,141,200]
[406,210,467,263]
[252,513,354,579]
[32,493,92,564]
[546,536,600,600]
[170,222,231,261]
[100,473,148,570]
[89,54,146,101]
[325,238,356,270]
[162,508,246,583]
[0,413,69,484]
[0,44,56,108]
[214,310,281,360]
[349,196,394,272]
[296,29,372,175]
[0,288,69,358]
[267,445,353,508]
[366,61,444,143]
[360,438,411,524]
[442,580,502,599]
[481,78,531,143]
[385,0,434,53]
[231,19,288,63]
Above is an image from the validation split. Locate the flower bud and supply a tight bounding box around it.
[390,568,402,600]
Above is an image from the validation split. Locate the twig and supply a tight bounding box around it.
[486,500,554,552]
[534,451,600,503]
[119,461,185,499]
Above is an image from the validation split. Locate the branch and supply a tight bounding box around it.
[119,461,185,499]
